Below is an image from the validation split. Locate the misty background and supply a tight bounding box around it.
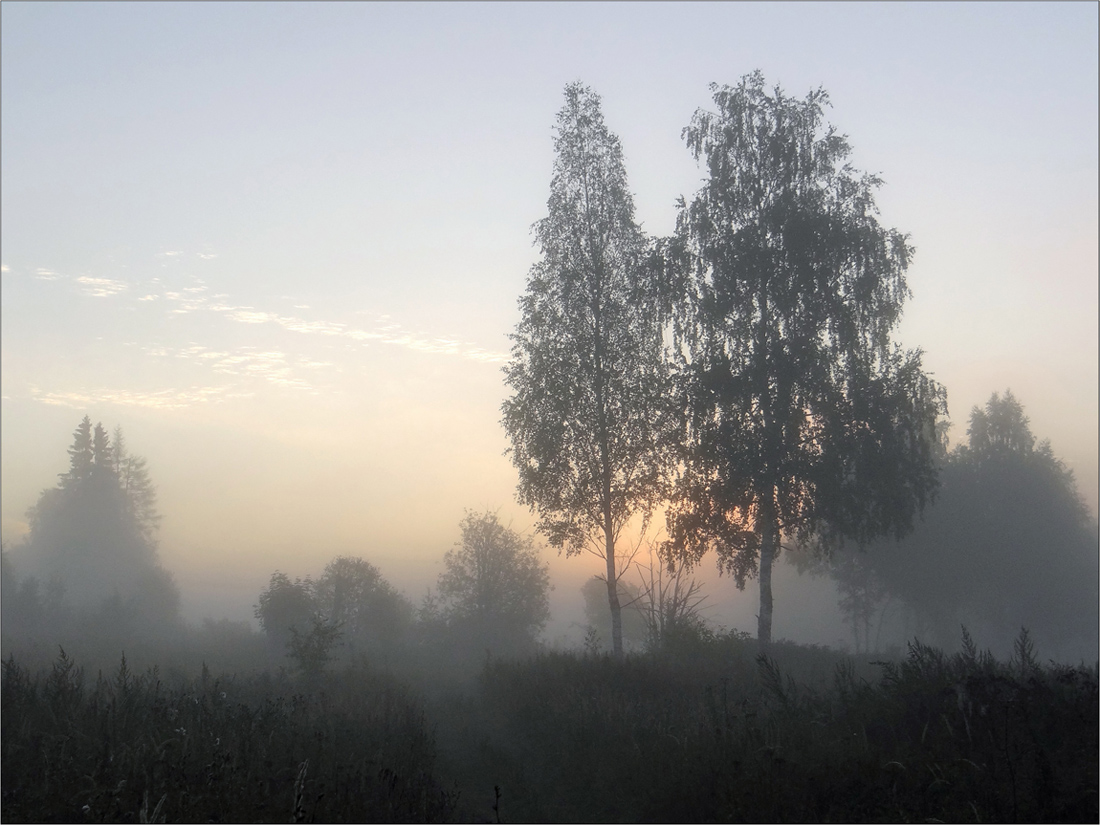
[2,3,1097,658]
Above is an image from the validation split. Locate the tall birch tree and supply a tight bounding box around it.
[667,72,946,646]
[502,83,675,655]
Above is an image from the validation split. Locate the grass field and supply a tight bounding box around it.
[2,630,1096,823]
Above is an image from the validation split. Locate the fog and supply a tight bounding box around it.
[4,403,1095,664]
[2,5,1097,821]
[166,536,854,650]
[3,6,1096,628]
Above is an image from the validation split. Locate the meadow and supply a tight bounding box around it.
[2,629,1096,823]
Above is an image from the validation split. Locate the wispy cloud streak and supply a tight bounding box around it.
[24,251,510,372]
[219,306,509,364]
[145,344,329,392]
[75,276,128,297]
[31,385,240,410]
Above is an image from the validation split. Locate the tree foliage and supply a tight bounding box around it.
[815,391,1099,657]
[255,557,412,667]
[665,72,946,645]
[111,425,161,545]
[313,555,413,654]
[502,82,676,655]
[286,616,344,678]
[436,510,551,655]
[254,571,316,651]
[11,416,179,630]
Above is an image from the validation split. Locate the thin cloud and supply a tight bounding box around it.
[162,288,209,314]
[226,310,278,324]
[465,348,510,364]
[75,276,128,297]
[37,253,508,366]
[31,385,237,410]
[147,344,325,393]
[222,306,508,364]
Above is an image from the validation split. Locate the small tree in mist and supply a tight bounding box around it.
[255,558,412,669]
[254,572,316,654]
[663,72,946,647]
[503,82,677,656]
[635,550,711,651]
[790,544,891,653]
[287,616,343,678]
[436,511,551,656]
[111,425,161,545]
[312,556,413,655]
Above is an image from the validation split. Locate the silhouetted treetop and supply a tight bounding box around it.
[313,555,413,650]
[964,389,1035,458]
[437,510,550,650]
[13,416,178,629]
[665,71,946,645]
[62,416,94,488]
[503,82,677,656]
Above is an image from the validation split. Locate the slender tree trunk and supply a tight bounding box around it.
[757,493,778,648]
[604,505,623,656]
[587,224,622,656]
[754,276,778,650]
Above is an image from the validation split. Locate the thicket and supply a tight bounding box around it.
[4,630,1094,823]
[1,650,457,824]
[464,631,1098,823]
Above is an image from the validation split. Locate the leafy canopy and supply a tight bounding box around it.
[437,510,551,647]
[502,82,676,558]
[667,71,946,584]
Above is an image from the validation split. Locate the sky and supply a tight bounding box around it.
[2,2,1096,642]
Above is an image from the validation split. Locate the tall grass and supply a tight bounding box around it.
[3,630,1095,822]
[466,630,1098,822]
[1,650,457,823]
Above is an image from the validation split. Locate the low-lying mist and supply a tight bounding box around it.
[3,409,1098,824]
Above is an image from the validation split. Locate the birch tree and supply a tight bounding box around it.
[502,83,676,655]
[667,72,946,646]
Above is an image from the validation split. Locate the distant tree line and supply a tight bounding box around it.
[3,422,558,673]
[794,390,1099,658]
[253,510,551,676]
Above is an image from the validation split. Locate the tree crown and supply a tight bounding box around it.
[437,510,551,640]
[667,71,946,579]
[503,82,676,556]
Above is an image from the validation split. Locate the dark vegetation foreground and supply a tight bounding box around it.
[3,631,1096,824]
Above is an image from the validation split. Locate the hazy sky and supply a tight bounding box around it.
[2,2,1096,637]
